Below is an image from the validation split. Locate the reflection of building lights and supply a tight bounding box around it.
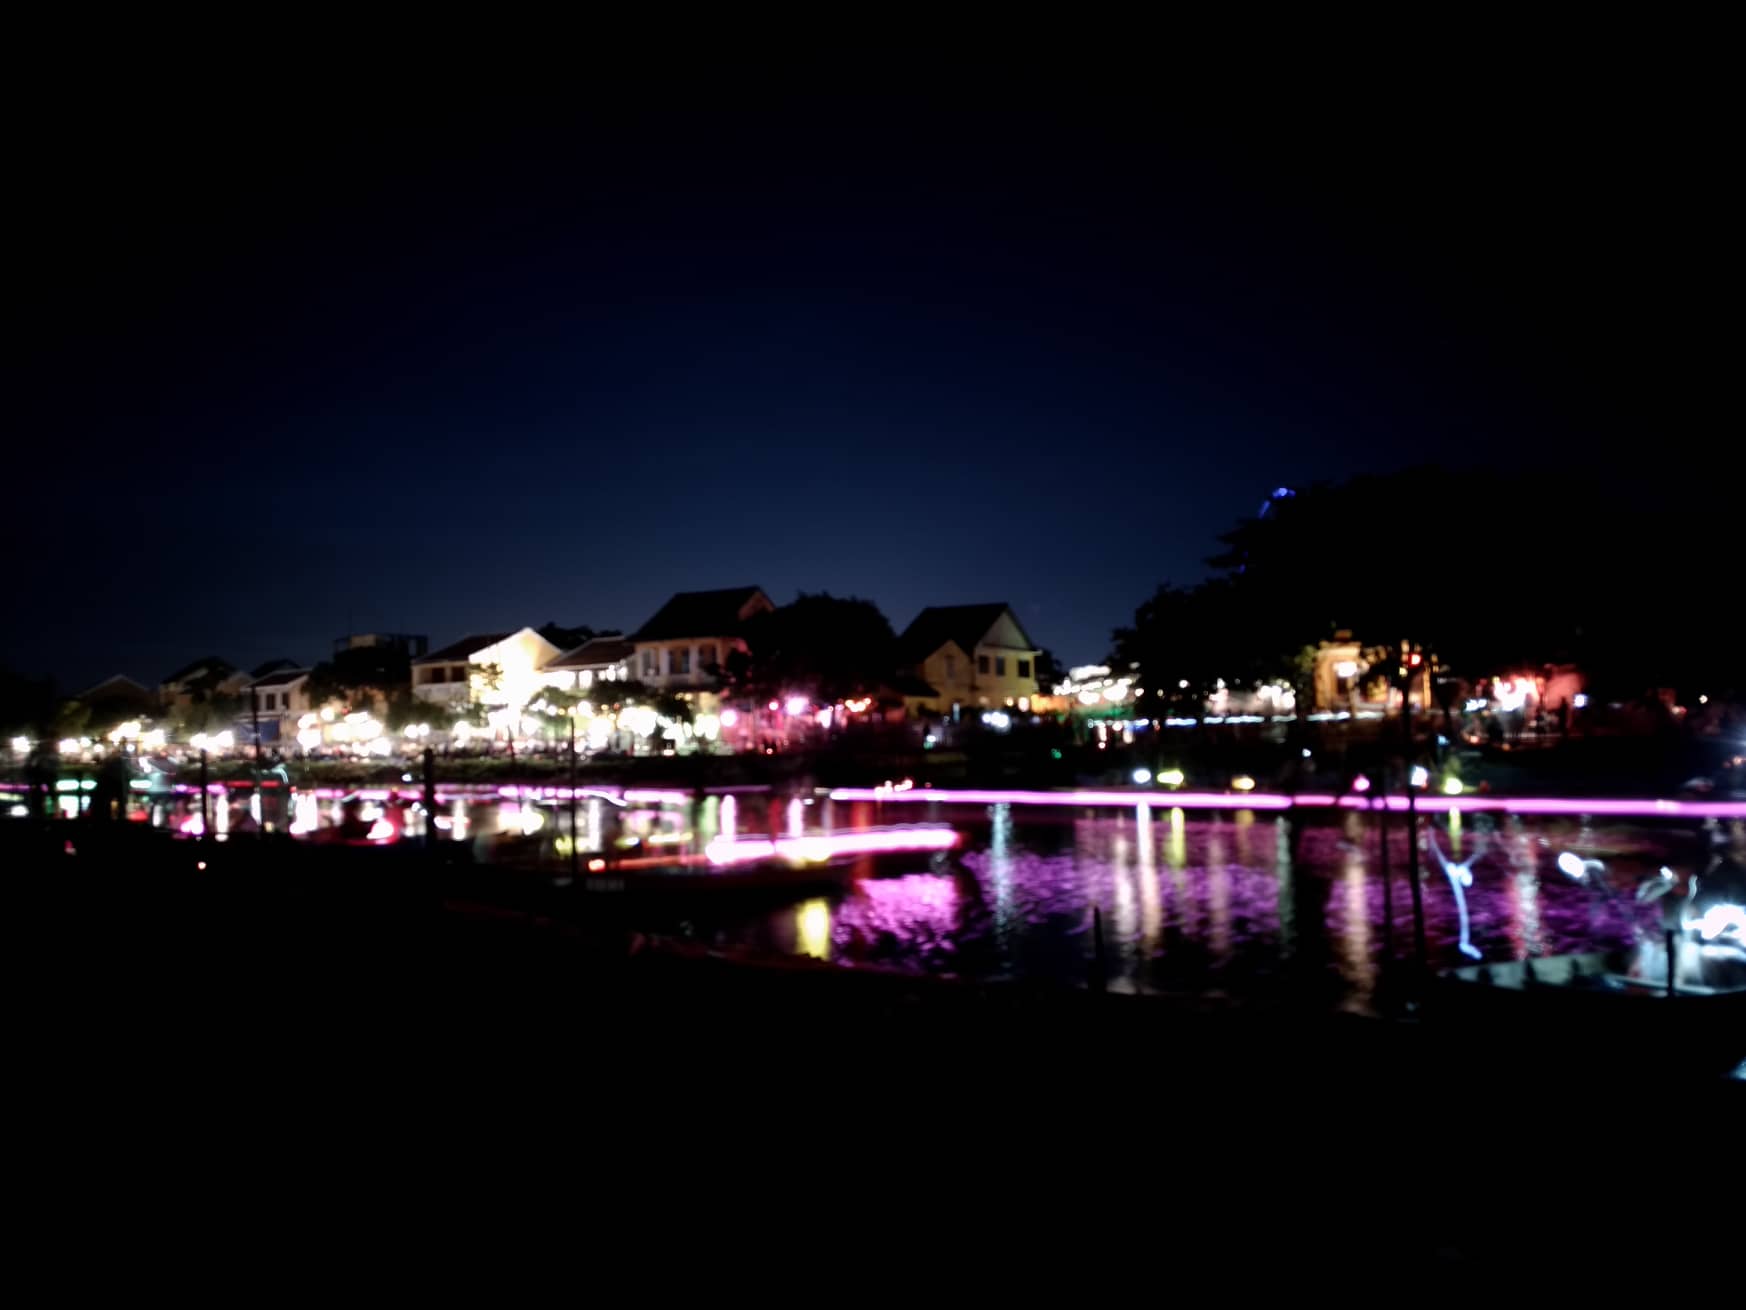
[795,898,831,959]
[1443,777,1464,796]
[1231,775,1256,792]
[1492,677,1531,713]
[1556,851,1589,881]
[1131,767,1152,785]
[1686,903,1744,944]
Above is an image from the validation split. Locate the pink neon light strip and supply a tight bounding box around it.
[825,787,1746,819]
[705,825,960,867]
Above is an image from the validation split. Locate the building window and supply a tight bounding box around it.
[642,650,657,677]
[1017,659,1031,678]
[995,656,1006,676]
[944,655,956,681]
[451,665,466,683]
[670,647,691,676]
[427,667,445,684]
[698,644,717,671]
[579,670,593,689]
[977,655,989,675]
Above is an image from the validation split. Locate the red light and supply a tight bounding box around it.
[1407,653,1422,667]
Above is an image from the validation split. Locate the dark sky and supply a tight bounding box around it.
[7,52,1731,690]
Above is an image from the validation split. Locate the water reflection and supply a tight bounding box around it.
[123,784,1681,1008]
[1336,844,1375,1012]
[795,898,831,960]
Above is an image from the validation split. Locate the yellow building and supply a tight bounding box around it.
[898,603,1040,715]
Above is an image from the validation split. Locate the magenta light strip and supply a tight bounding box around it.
[705,825,960,867]
[828,787,1296,811]
[826,787,1746,819]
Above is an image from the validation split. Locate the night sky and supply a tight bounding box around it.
[8,57,1730,691]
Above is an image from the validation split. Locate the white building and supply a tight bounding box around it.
[629,587,773,690]
[411,628,563,712]
[540,633,635,693]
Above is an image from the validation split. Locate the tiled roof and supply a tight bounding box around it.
[415,632,514,663]
[547,634,635,670]
[631,587,769,642]
[898,604,1015,663]
[887,673,941,699]
[248,667,310,689]
[161,656,235,685]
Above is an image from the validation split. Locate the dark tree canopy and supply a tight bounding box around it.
[304,642,414,710]
[537,621,596,651]
[733,593,898,702]
[1115,467,1737,700]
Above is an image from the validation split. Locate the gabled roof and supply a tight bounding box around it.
[899,604,1029,662]
[414,632,515,664]
[631,587,770,642]
[161,656,235,685]
[547,634,635,670]
[886,673,941,699]
[79,674,154,701]
[250,657,303,679]
[248,666,310,689]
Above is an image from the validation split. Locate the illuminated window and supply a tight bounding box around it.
[1017,659,1031,678]
[977,655,989,675]
[995,657,1006,676]
[642,650,657,677]
[670,648,691,676]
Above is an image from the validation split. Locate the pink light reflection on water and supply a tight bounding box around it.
[831,873,963,966]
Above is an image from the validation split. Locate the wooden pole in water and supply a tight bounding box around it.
[422,746,436,856]
[1405,694,1427,978]
[568,715,580,882]
[1377,776,1393,962]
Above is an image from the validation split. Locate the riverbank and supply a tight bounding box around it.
[13,721,1741,798]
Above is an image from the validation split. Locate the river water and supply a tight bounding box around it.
[131,783,1736,1012]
